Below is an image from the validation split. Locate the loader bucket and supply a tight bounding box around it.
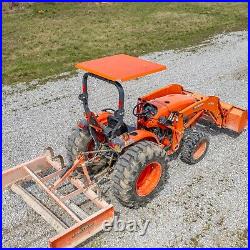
[220,101,248,133]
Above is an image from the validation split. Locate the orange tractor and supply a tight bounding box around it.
[3,54,247,247]
[66,54,247,207]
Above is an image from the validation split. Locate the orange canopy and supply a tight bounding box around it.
[75,54,167,82]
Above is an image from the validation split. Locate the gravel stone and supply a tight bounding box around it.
[2,31,248,247]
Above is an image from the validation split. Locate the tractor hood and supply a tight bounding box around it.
[148,93,196,113]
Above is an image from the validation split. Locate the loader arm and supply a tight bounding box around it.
[168,95,247,154]
[176,96,224,132]
[168,96,225,153]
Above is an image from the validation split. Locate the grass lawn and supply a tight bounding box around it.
[2,2,248,85]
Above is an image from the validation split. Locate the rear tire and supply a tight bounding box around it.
[112,141,169,208]
[180,129,209,165]
[66,127,92,164]
[66,127,106,174]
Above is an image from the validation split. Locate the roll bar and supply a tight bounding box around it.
[78,73,125,141]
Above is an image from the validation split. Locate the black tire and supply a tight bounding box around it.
[66,127,91,163]
[66,127,106,174]
[180,129,210,165]
[112,140,169,208]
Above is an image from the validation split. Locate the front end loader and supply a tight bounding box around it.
[3,54,247,247]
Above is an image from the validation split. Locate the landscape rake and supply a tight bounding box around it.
[2,147,114,248]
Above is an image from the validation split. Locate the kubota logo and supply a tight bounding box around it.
[72,223,94,238]
[193,103,204,110]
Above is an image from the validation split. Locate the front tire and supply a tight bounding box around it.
[112,141,169,208]
[180,129,210,165]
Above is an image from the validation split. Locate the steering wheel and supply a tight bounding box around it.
[133,103,146,117]
[101,108,116,113]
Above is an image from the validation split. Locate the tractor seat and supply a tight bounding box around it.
[105,115,128,137]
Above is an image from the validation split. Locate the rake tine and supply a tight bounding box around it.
[43,147,55,159]
[52,154,65,169]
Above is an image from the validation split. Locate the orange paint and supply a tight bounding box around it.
[193,141,207,160]
[136,162,162,197]
[75,54,167,82]
[96,111,111,125]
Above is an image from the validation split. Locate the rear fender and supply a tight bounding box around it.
[77,111,111,130]
[110,130,160,152]
[96,111,112,126]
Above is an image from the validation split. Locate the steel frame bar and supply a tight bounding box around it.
[2,151,114,248]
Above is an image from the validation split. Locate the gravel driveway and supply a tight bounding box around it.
[2,31,248,248]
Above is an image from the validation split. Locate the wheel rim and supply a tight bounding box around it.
[193,141,207,160]
[136,162,162,197]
